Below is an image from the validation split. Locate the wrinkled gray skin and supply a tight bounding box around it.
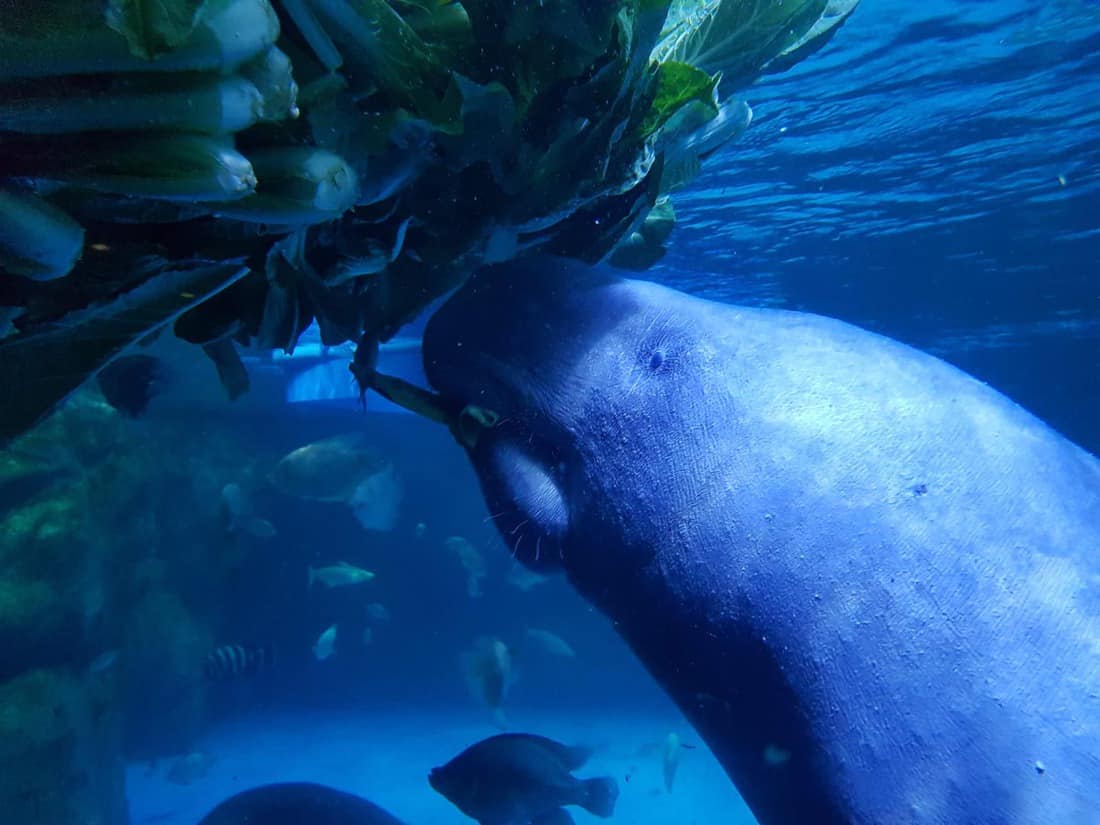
[422,260,1100,825]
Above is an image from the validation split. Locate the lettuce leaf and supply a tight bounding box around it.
[105,0,208,60]
[655,0,854,92]
[641,60,719,139]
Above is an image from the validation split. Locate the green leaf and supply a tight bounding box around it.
[766,0,860,76]
[310,0,462,130]
[654,0,855,92]
[50,135,257,203]
[641,60,718,138]
[2,0,277,78]
[105,0,207,60]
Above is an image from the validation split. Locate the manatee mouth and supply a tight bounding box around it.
[477,431,571,571]
[360,360,571,571]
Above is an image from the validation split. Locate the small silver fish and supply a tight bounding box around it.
[309,561,375,588]
[366,602,391,621]
[313,624,337,661]
[525,628,575,658]
[220,482,276,540]
[445,536,486,598]
[663,732,681,792]
[506,563,549,592]
[87,649,120,674]
[462,636,514,716]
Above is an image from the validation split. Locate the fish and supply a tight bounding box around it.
[269,432,402,531]
[764,744,791,766]
[166,751,216,785]
[445,536,486,598]
[506,563,549,592]
[524,628,575,658]
[87,648,120,675]
[205,643,276,682]
[309,561,375,588]
[663,732,681,792]
[366,602,391,621]
[220,482,277,540]
[95,353,165,417]
[429,733,618,825]
[313,624,337,661]
[462,636,514,722]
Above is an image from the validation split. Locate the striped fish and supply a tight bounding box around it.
[204,643,275,682]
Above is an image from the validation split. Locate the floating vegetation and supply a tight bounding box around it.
[0,0,858,442]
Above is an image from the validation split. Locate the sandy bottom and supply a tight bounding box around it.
[127,707,756,825]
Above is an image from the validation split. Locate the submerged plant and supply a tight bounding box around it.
[0,0,858,440]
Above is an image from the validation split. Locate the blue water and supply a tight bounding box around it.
[6,2,1096,824]
[655,0,1100,453]
[126,2,1100,822]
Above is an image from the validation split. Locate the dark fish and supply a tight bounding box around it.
[429,733,618,825]
[96,354,164,417]
[204,643,275,682]
[197,782,407,825]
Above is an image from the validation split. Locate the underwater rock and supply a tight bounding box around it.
[123,590,213,758]
[0,667,127,825]
[0,458,116,679]
[0,577,71,680]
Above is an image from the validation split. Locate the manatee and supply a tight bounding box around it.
[196,782,407,825]
[414,260,1100,825]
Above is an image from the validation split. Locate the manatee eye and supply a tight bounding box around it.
[639,323,688,375]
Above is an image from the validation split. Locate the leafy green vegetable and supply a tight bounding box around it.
[208,147,359,225]
[0,188,84,282]
[655,0,844,92]
[0,74,264,134]
[50,135,257,202]
[0,259,249,444]
[105,0,208,60]
[1,0,278,77]
[0,0,861,441]
[642,60,718,138]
